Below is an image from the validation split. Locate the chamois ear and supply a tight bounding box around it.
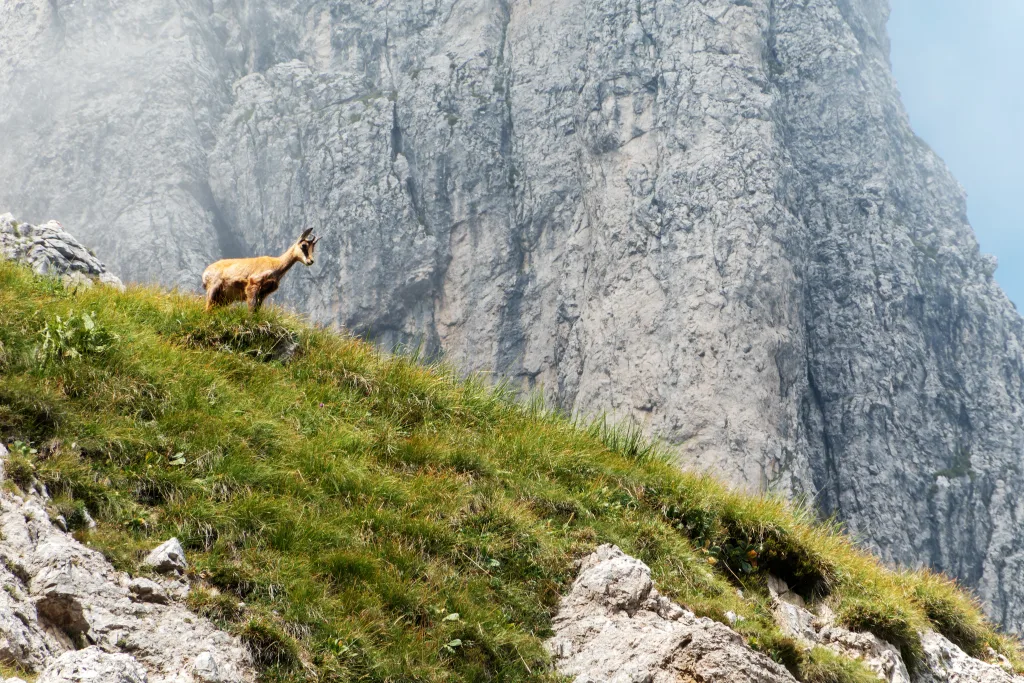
[299,228,313,241]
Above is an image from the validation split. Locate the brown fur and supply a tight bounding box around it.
[202,230,319,312]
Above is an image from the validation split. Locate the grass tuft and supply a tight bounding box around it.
[240,617,304,671]
[170,309,301,363]
[836,597,923,672]
[799,647,879,683]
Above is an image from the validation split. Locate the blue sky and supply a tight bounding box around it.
[888,0,1024,307]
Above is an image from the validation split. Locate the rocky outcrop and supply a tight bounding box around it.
[1,0,1022,629]
[0,445,255,683]
[916,631,1022,683]
[548,545,798,683]
[769,575,913,683]
[768,573,1024,683]
[550,547,1022,683]
[0,214,123,290]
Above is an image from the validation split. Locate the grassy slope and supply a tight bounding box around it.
[0,260,1017,683]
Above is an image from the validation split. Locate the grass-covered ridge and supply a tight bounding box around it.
[0,260,1017,682]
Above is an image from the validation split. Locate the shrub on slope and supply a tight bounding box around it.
[0,261,1016,682]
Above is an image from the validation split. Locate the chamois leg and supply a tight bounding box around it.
[256,279,279,311]
[205,282,223,312]
[245,279,263,313]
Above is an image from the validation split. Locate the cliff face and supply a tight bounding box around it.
[1,0,1022,629]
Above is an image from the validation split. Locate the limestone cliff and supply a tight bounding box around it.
[1,0,1021,630]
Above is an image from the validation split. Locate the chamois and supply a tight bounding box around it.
[202,229,319,312]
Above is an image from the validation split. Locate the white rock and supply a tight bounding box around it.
[769,576,910,683]
[142,538,187,576]
[554,553,1024,683]
[193,651,225,683]
[767,575,1024,683]
[768,574,807,608]
[818,622,910,683]
[0,215,122,289]
[0,491,254,681]
[915,631,1024,683]
[127,577,169,605]
[38,647,148,683]
[80,509,97,530]
[548,545,797,682]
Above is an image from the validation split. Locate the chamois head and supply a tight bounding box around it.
[294,228,320,266]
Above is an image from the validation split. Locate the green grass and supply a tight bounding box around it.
[799,648,879,683]
[0,261,1018,682]
[0,662,36,682]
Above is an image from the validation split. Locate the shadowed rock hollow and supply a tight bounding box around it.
[1,0,1022,631]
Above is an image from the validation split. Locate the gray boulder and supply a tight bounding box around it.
[767,574,1023,683]
[0,214,123,290]
[193,651,231,683]
[552,547,1024,683]
[142,538,188,576]
[914,631,1022,683]
[127,577,170,605]
[548,545,797,683]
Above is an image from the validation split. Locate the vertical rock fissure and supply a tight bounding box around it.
[492,0,533,383]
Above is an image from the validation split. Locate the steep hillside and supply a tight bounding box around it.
[0,258,1019,682]
[1,0,1022,630]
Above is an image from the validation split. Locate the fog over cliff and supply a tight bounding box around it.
[1,0,1022,630]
